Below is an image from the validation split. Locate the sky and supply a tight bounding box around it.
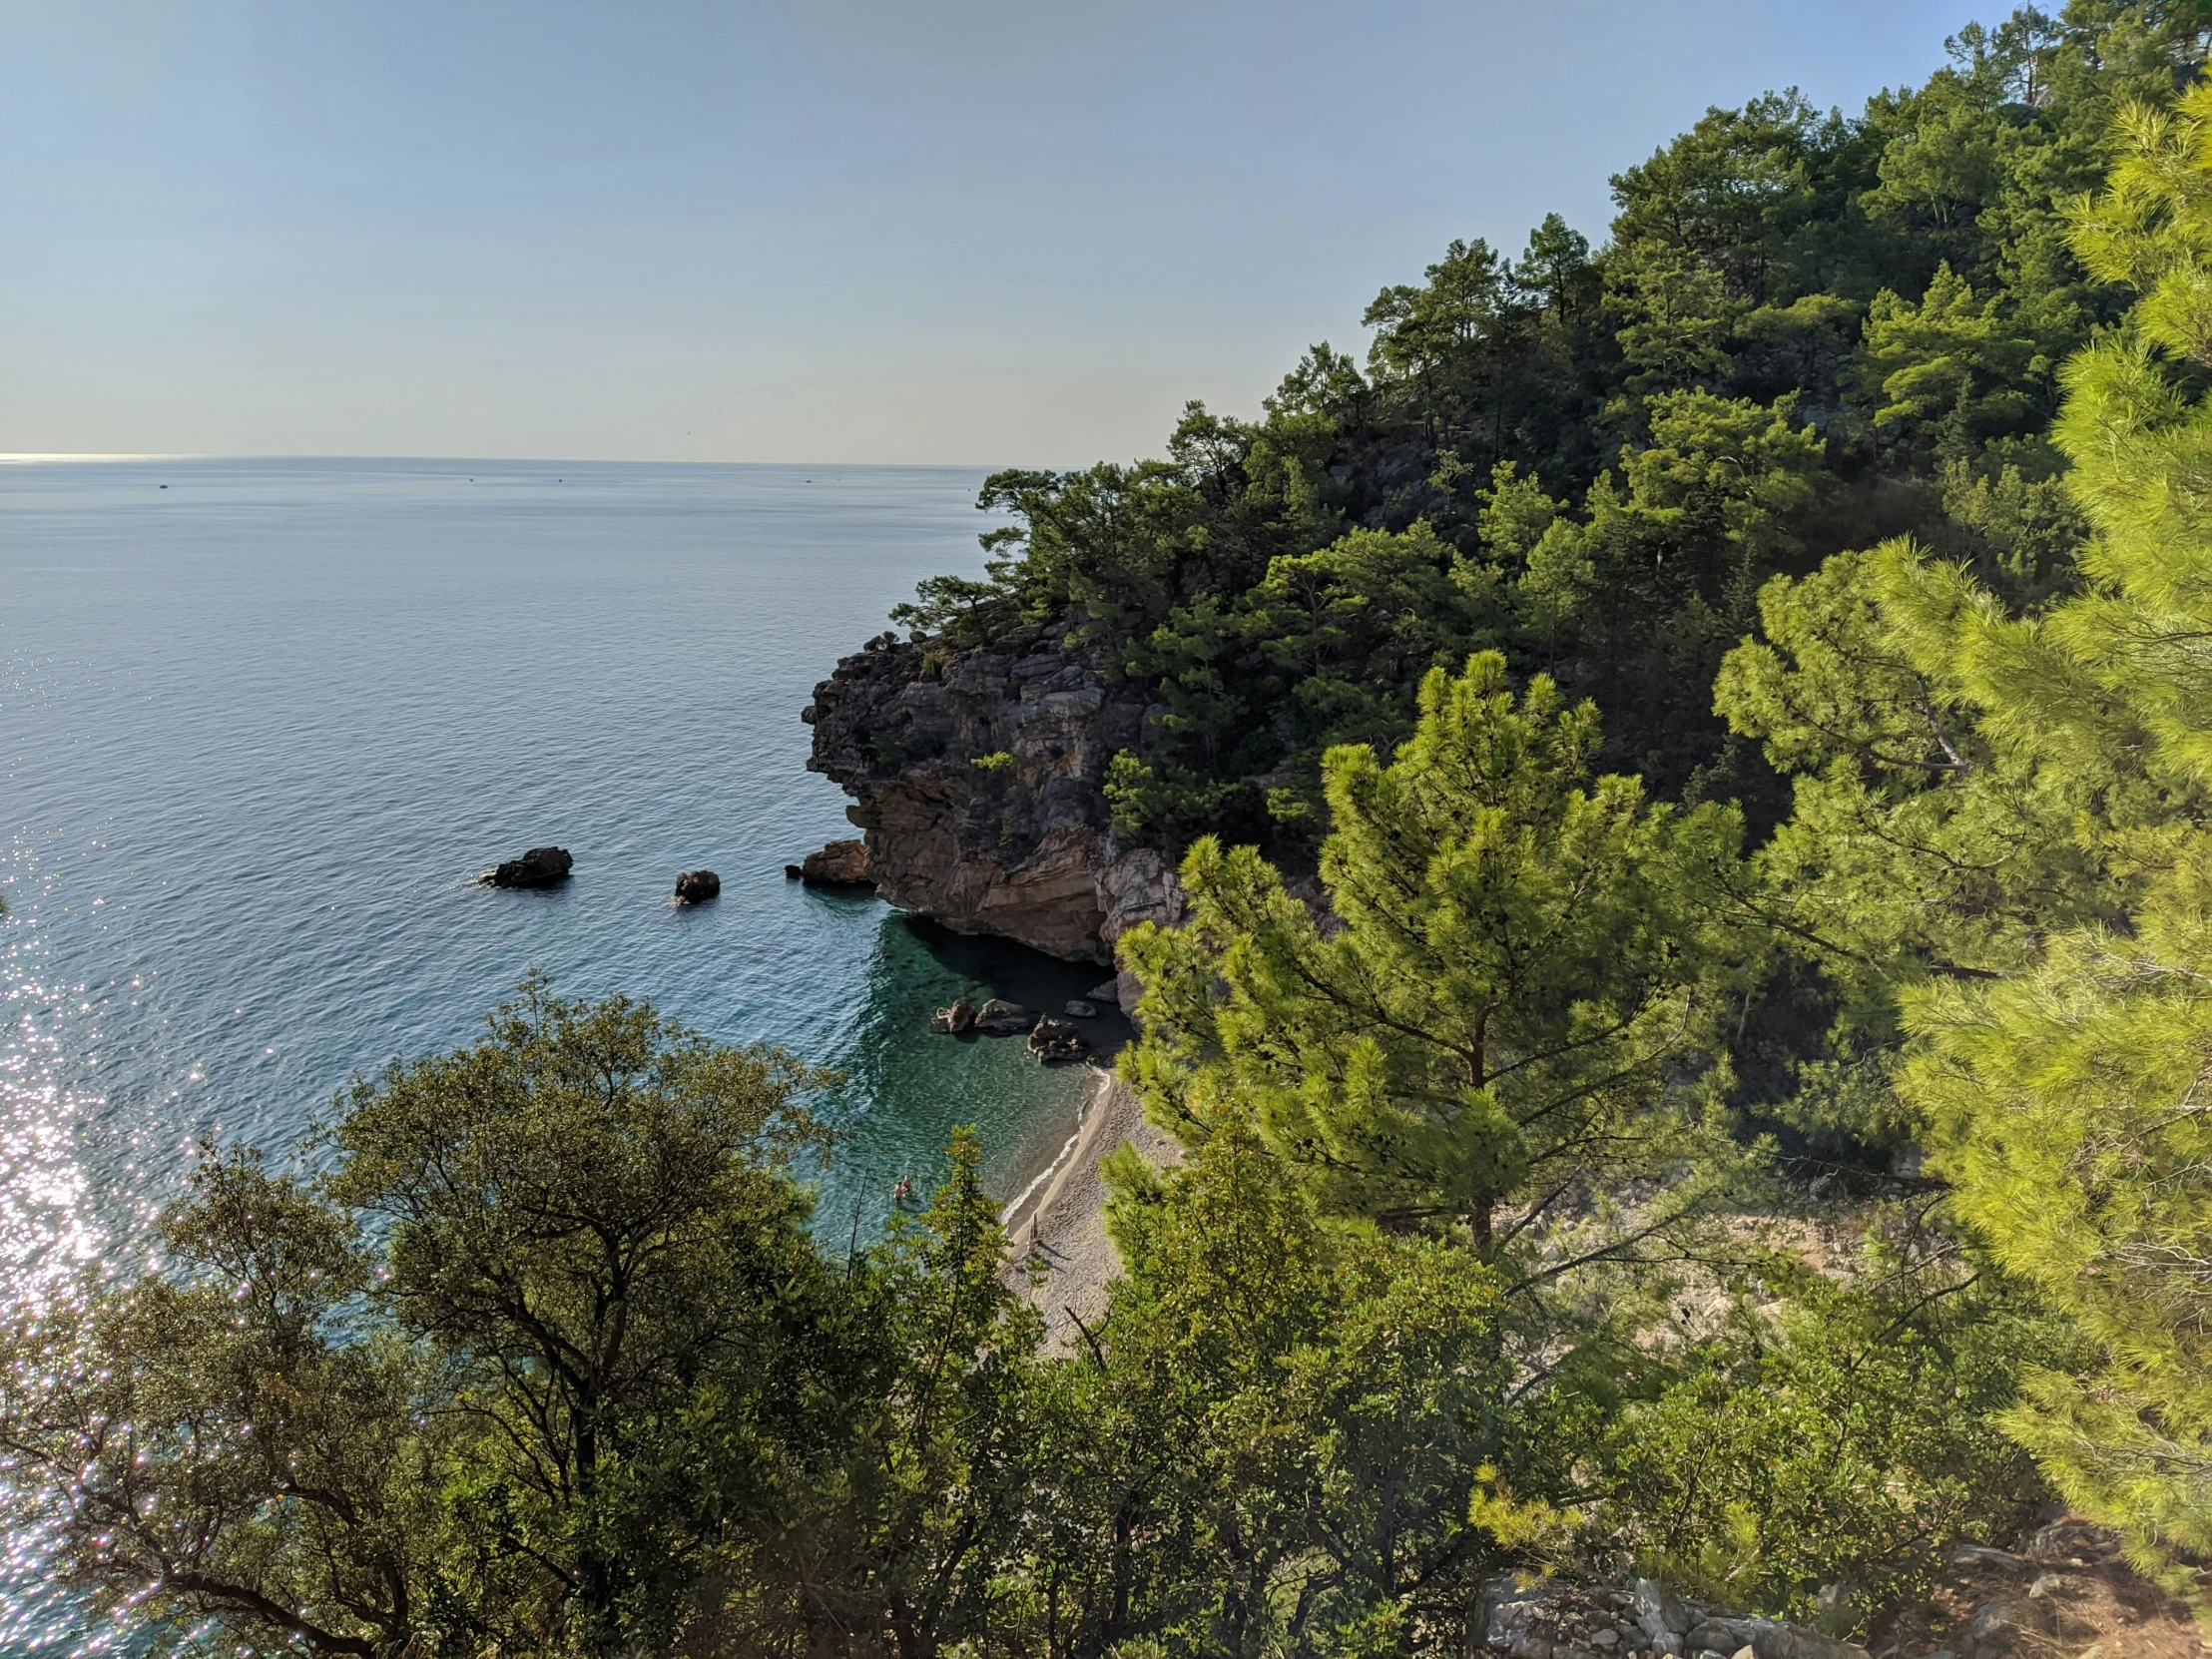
[1,1,1985,466]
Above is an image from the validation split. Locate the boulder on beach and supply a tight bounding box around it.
[1063,998,1098,1019]
[972,998,1033,1036]
[931,996,976,1035]
[674,869,721,904]
[1028,1016,1091,1063]
[480,846,573,889]
[801,838,871,887]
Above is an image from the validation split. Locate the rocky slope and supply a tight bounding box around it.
[804,624,1181,991]
[1476,1518,2202,1659]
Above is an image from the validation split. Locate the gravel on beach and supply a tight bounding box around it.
[999,1067,1181,1352]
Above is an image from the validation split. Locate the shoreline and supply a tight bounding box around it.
[999,1064,1180,1351]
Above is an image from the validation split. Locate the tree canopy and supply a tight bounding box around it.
[1119,653,1750,1270]
[22,6,2212,1652]
[895,1,2212,859]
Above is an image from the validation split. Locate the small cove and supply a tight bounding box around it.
[0,455,1110,1649]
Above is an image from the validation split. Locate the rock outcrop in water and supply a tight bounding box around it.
[674,869,720,904]
[804,625,1181,985]
[800,838,872,886]
[480,846,573,889]
[1027,1016,1091,1063]
[972,998,1033,1036]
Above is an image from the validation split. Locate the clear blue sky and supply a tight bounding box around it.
[3,1,1980,465]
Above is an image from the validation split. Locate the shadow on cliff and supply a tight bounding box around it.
[887,913,1133,1062]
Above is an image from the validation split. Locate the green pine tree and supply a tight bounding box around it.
[1117,651,1752,1269]
[1728,73,2212,1586]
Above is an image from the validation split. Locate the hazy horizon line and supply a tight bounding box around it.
[0,452,1026,469]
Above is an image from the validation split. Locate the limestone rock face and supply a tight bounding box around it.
[1633,1580,1688,1655]
[1681,1616,1867,1659]
[1474,1525,2196,1659]
[805,625,1182,964]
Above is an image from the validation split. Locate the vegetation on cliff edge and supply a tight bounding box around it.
[14,5,2212,1653]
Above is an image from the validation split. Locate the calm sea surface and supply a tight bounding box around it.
[0,457,1120,1651]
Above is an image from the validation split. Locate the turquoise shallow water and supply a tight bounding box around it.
[0,456,1124,1650]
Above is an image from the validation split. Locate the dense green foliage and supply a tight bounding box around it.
[1021,1124,1530,1655]
[0,987,1050,1658]
[1592,1220,2067,1622]
[0,989,1540,1658]
[1889,77,2212,1580]
[1691,42,2212,1590]
[905,1,2206,849]
[0,983,2059,1657]
[24,6,2212,1653]
[1119,653,1752,1260]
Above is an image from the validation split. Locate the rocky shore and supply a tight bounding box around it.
[801,618,1175,1329]
[804,624,1180,1005]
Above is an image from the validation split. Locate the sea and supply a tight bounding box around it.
[0,456,1123,1652]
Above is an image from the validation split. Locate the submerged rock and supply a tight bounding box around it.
[1028,1016,1090,1063]
[480,846,572,889]
[674,869,721,904]
[931,997,976,1035]
[972,999,1032,1036]
[1063,998,1098,1018]
[800,838,871,887]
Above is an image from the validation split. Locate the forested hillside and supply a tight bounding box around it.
[12,6,2212,1656]
[905,2,2195,844]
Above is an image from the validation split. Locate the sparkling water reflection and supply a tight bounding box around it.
[0,457,1109,1649]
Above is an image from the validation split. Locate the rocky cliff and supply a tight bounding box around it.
[804,624,1181,989]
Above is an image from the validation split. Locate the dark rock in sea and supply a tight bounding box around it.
[800,838,872,887]
[1028,1016,1091,1063]
[972,998,1032,1036]
[785,863,804,879]
[674,869,721,904]
[480,846,573,889]
[1063,998,1098,1018]
[930,996,977,1034]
